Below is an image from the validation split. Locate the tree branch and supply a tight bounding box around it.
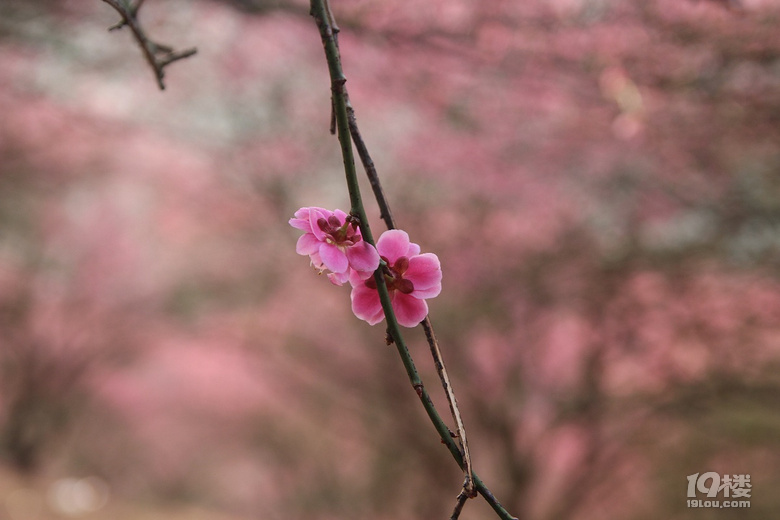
[342,17,476,504]
[309,0,515,518]
[346,105,396,230]
[101,0,197,90]
[450,480,472,520]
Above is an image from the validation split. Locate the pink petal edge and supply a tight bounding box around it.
[346,242,381,272]
[393,292,428,327]
[376,230,411,263]
[319,242,349,273]
[351,284,385,325]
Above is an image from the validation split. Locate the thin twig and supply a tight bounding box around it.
[346,104,396,230]
[422,317,476,496]
[343,45,474,499]
[309,1,514,518]
[450,479,472,520]
[101,0,197,90]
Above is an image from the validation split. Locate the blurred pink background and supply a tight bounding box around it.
[1,1,780,519]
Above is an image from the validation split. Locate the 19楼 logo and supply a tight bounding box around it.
[686,472,751,508]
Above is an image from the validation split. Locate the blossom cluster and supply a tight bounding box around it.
[290,207,442,327]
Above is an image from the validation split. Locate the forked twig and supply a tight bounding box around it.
[102,0,197,89]
[450,478,472,520]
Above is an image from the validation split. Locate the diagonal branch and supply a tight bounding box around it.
[101,0,197,90]
[342,29,475,502]
[346,105,396,230]
[422,317,476,497]
[310,0,514,517]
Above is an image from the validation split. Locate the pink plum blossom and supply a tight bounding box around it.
[350,229,442,327]
[289,207,380,285]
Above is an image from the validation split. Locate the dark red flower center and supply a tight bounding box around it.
[365,256,414,294]
[317,216,360,246]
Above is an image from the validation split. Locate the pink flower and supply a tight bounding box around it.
[289,207,380,285]
[350,229,442,327]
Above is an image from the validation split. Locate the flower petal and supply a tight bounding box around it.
[319,243,349,273]
[351,284,385,325]
[376,229,411,263]
[289,217,311,231]
[393,292,428,327]
[333,209,349,226]
[294,207,312,219]
[327,271,350,286]
[290,207,326,232]
[309,208,331,241]
[348,267,374,285]
[309,251,324,270]
[295,233,320,255]
[346,242,380,273]
[406,253,442,298]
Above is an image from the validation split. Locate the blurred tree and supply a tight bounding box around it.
[0,0,778,519]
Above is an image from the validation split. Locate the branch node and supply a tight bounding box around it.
[101,0,197,90]
[108,20,127,31]
[450,482,471,520]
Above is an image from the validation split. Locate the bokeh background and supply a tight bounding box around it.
[1,0,780,519]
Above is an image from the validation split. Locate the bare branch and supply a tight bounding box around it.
[450,481,471,520]
[101,0,197,90]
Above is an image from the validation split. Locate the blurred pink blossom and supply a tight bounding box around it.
[350,229,441,327]
[289,207,380,284]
